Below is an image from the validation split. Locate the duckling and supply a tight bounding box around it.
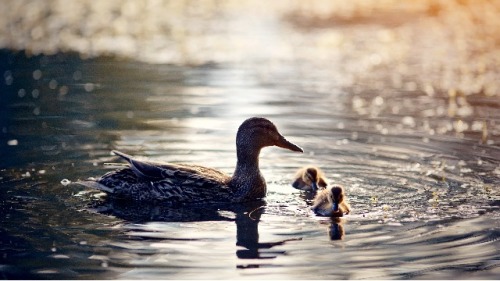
[312,185,351,217]
[79,117,303,204]
[292,166,328,192]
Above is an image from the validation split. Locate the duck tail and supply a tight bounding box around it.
[74,180,114,193]
[112,150,134,163]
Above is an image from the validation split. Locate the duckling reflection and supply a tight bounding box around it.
[312,185,351,217]
[329,217,345,240]
[292,166,328,193]
[317,217,346,240]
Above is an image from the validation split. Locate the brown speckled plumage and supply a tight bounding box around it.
[80,117,303,204]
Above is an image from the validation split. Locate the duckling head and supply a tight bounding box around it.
[328,185,345,212]
[236,117,303,153]
[303,167,320,192]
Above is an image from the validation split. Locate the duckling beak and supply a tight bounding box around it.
[311,182,318,192]
[276,136,303,153]
[332,202,339,212]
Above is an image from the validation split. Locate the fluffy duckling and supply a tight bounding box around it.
[312,185,351,217]
[291,166,328,192]
[79,117,303,203]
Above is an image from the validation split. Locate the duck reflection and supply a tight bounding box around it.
[89,199,235,223]
[90,198,300,264]
[234,201,301,262]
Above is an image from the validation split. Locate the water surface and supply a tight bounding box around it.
[1,50,499,280]
[1,1,500,279]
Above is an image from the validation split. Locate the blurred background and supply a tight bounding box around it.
[0,0,499,279]
[1,0,499,81]
[1,0,499,137]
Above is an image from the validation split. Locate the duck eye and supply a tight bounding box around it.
[272,132,280,141]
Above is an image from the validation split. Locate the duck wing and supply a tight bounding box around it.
[102,150,233,203]
[148,167,232,203]
[96,166,232,203]
[112,150,228,182]
[112,150,163,180]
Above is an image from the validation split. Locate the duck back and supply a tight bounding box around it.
[97,167,232,204]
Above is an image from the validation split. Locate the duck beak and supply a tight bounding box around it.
[276,136,303,153]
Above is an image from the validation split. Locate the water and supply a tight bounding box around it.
[1,1,500,279]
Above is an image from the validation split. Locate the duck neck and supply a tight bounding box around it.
[231,143,266,201]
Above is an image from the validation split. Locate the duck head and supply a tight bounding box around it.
[328,185,345,212]
[231,117,303,201]
[236,117,303,154]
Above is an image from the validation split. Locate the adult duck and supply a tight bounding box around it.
[80,117,303,204]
